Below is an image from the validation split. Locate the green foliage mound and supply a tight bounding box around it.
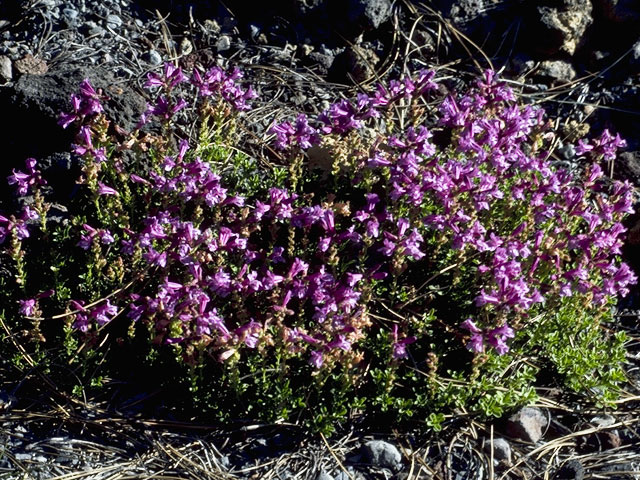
[0,65,635,433]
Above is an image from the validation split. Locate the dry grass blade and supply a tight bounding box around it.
[320,432,356,480]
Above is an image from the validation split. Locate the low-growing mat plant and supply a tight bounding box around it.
[0,64,636,434]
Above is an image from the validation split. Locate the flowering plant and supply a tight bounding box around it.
[0,64,635,432]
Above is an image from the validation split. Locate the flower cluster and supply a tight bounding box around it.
[58,79,105,128]
[0,206,38,243]
[7,158,46,196]
[263,69,637,356]
[2,61,637,428]
[13,64,637,375]
[191,65,257,111]
[576,129,627,160]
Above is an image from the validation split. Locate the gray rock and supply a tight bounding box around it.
[62,8,78,25]
[393,473,432,480]
[346,0,392,30]
[484,437,511,464]
[216,35,231,52]
[306,51,335,74]
[0,55,11,83]
[510,53,535,76]
[335,469,365,480]
[330,44,379,83]
[591,414,616,428]
[293,0,326,15]
[143,50,162,65]
[81,21,105,36]
[555,459,584,480]
[600,462,640,480]
[618,152,640,187]
[316,471,334,480]
[105,14,122,29]
[537,60,577,83]
[557,143,576,160]
[506,407,547,443]
[433,0,515,43]
[534,1,592,56]
[362,440,402,470]
[0,391,16,411]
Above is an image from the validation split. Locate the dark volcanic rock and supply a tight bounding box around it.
[555,459,585,480]
[433,0,522,51]
[345,0,393,31]
[0,64,146,171]
[329,44,380,83]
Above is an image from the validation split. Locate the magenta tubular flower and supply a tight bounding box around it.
[327,334,351,351]
[97,182,119,196]
[487,324,515,355]
[468,333,485,353]
[19,298,37,316]
[309,350,324,368]
[288,258,309,279]
[461,318,481,333]
[92,300,118,326]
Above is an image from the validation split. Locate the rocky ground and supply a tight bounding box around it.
[2,0,640,479]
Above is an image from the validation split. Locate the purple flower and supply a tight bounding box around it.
[97,182,119,196]
[327,335,351,351]
[92,300,118,326]
[487,324,515,355]
[475,289,500,306]
[145,63,187,90]
[461,318,482,333]
[288,258,309,279]
[310,350,324,368]
[19,298,37,316]
[7,158,45,196]
[391,325,416,359]
[468,333,485,353]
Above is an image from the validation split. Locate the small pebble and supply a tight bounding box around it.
[204,19,221,35]
[555,459,584,480]
[249,23,261,40]
[62,8,78,25]
[0,55,12,83]
[143,50,162,65]
[216,35,231,52]
[106,14,122,29]
[83,21,105,36]
[180,38,193,55]
[485,437,512,464]
[362,440,402,470]
[591,415,616,428]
